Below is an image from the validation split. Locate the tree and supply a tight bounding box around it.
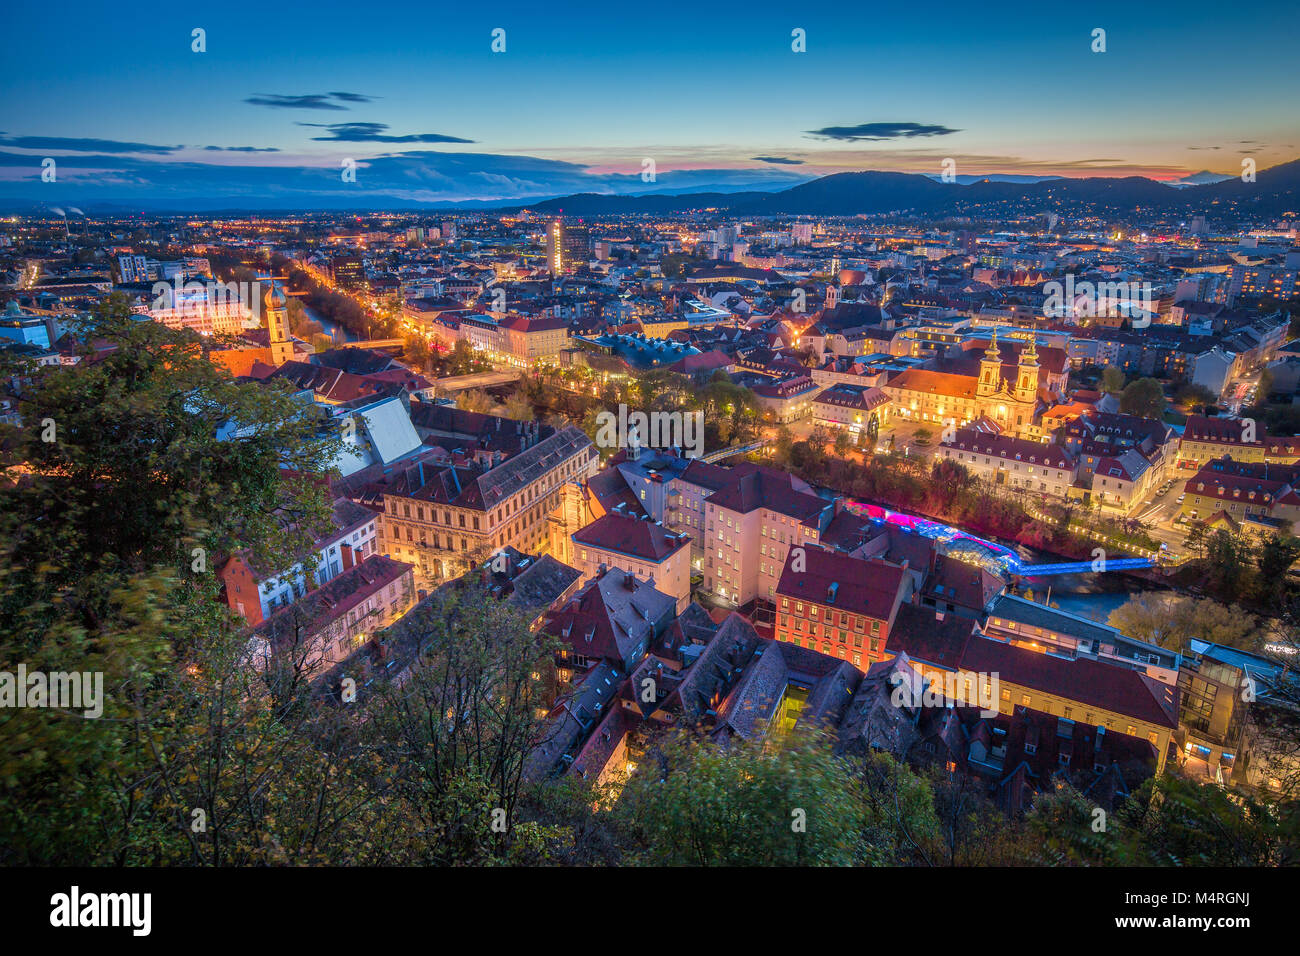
[502,389,534,421]
[616,728,873,866]
[1256,534,1300,609]
[1257,368,1275,401]
[1173,382,1217,413]
[1119,377,1166,420]
[1110,774,1297,866]
[1204,527,1254,602]
[457,389,493,414]
[833,430,853,458]
[1107,594,1260,653]
[0,295,362,864]
[1101,365,1126,394]
[365,584,564,864]
[1023,783,1118,865]
[403,333,434,373]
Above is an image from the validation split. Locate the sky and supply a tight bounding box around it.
[1,0,1297,207]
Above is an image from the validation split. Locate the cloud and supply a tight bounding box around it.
[244,93,372,110]
[752,156,804,165]
[0,145,804,207]
[203,145,281,152]
[0,135,180,154]
[300,122,474,144]
[805,122,961,142]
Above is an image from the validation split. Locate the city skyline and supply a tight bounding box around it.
[2,0,1298,207]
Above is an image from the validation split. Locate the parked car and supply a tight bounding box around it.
[1177,493,1185,503]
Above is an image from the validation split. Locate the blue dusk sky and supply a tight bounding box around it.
[1,0,1296,207]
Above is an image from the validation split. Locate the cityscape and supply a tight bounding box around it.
[0,0,1295,929]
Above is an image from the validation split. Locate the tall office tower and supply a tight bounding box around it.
[791,222,813,245]
[547,220,591,275]
[332,255,366,291]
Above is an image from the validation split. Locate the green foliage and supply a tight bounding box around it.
[616,728,873,866]
[1180,525,1299,608]
[1110,774,1298,866]
[1107,593,1262,652]
[1101,365,1126,394]
[1119,377,1166,420]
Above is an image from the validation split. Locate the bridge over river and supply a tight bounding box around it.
[845,501,1159,578]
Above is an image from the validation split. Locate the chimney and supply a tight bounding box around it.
[340,542,355,571]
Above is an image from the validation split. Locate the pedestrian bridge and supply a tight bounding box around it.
[845,501,1158,577]
[1012,556,1155,576]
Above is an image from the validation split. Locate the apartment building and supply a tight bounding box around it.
[1178,458,1300,530]
[810,383,891,436]
[379,425,599,582]
[1180,415,1266,465]
[887,611,1180,775]
[249,554,416,681]
[218,497,380,626]
[698,465,836,606]
[571,508,692,612]
[984,594,1180,686]
[749,374,820,423]
[498,314,569,367]
[938,428,1077,499]
[958,637,1180,774]
[774,545,913,670]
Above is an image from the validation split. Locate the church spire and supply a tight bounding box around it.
[977,324,1003,397]
[1013,332,1040,403]
[985,323,1001,360]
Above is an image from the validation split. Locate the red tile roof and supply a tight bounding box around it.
[572,511,689,562]
[958,637,1179,729]
[776,545,909,623]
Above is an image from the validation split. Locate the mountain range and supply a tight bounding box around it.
[510,159,1300,221]
[3,159,1296,221]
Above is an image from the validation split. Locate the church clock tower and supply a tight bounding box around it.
[264,282,293,366]
[977,326,1003,397]
[1013,335,1040,404]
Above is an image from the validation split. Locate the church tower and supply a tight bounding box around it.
[977,325,1003,397]
[1013,335,1040,403]
[264,282,293,366]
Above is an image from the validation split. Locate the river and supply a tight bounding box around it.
[298,300,360,343]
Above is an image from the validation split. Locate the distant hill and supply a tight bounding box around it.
[503,158,1300,220]
[4,159,1295,219]
[518,191,771,216]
